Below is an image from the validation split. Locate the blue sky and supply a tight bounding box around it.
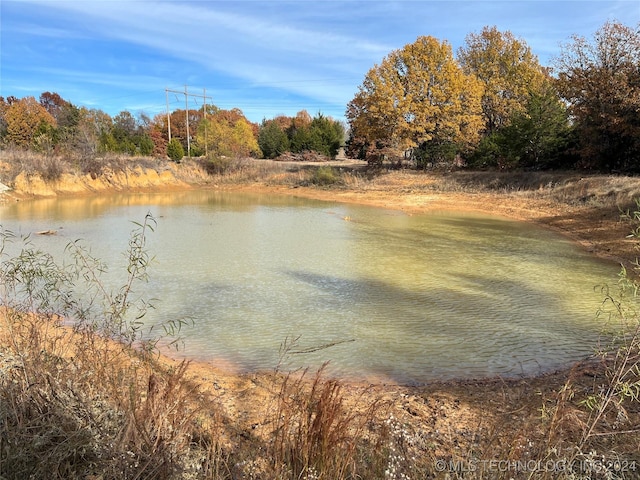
[1,1,637,124]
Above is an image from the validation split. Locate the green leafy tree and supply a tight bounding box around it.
[111,110,138,154]
[346,35,483,166]
[98,131,118,153]
[288,123,313,153]
[286,110,313,153]
[504,85,573,169]
[258,119,290,158]
[307,114,344,158]
[137,134,154,156]
[471,84,573,169]
[166,137,184,162]
[555,20,640,171]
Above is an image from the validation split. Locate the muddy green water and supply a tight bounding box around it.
[0,190,620,384]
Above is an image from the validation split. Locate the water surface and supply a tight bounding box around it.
[0,190,619,384]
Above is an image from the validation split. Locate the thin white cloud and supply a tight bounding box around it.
[6,22,88,39]
[14,65,167,91]
[17,0,390,94]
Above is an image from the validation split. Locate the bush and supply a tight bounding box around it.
[31,154,65,181]
[201,154,232,175]
[166,138,184,162]
[311,165,340,186]
[138,134,154,156]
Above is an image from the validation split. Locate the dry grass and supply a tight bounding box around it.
[2,332,218,479]
[265,365,384,479]
[0,148,183,185]
[354,169,640,211]
[0,148,70,182]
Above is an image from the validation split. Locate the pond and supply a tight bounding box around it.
[0,189,620,384]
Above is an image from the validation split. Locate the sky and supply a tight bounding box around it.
[1,1,638,124]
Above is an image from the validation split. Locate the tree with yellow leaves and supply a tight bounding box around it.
[2,96,57,149]
[458,26,548,135]
[195,108,260,159]
[346,36,483,167]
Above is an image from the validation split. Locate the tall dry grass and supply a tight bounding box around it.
[264,365,382,479]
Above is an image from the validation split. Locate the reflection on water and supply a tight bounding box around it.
[0,190,620,384]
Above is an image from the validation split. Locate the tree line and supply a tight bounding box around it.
[0,93,345,163]
[1,20,637,172]
[347,20,639,172]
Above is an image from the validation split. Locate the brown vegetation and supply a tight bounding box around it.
[1,156,640,478]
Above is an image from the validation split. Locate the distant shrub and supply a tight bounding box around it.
[166,138,184,162]
[29,155,65,182]
[311,165,340,186]
[201,154,232,175]
[138,134,154,156]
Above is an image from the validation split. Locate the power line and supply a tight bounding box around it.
[165,85,212,157]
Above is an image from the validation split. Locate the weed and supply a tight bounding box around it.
[310,166,340,186]
[540,200,640,479]
[200,154,232,175]
[267,364,383,479]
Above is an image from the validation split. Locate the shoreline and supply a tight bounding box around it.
[224,180,635,270]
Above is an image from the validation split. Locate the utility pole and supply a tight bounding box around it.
[165,86,212,157]
[203,87,207,156]
[185,85,190,156]
[165,89,171,142]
